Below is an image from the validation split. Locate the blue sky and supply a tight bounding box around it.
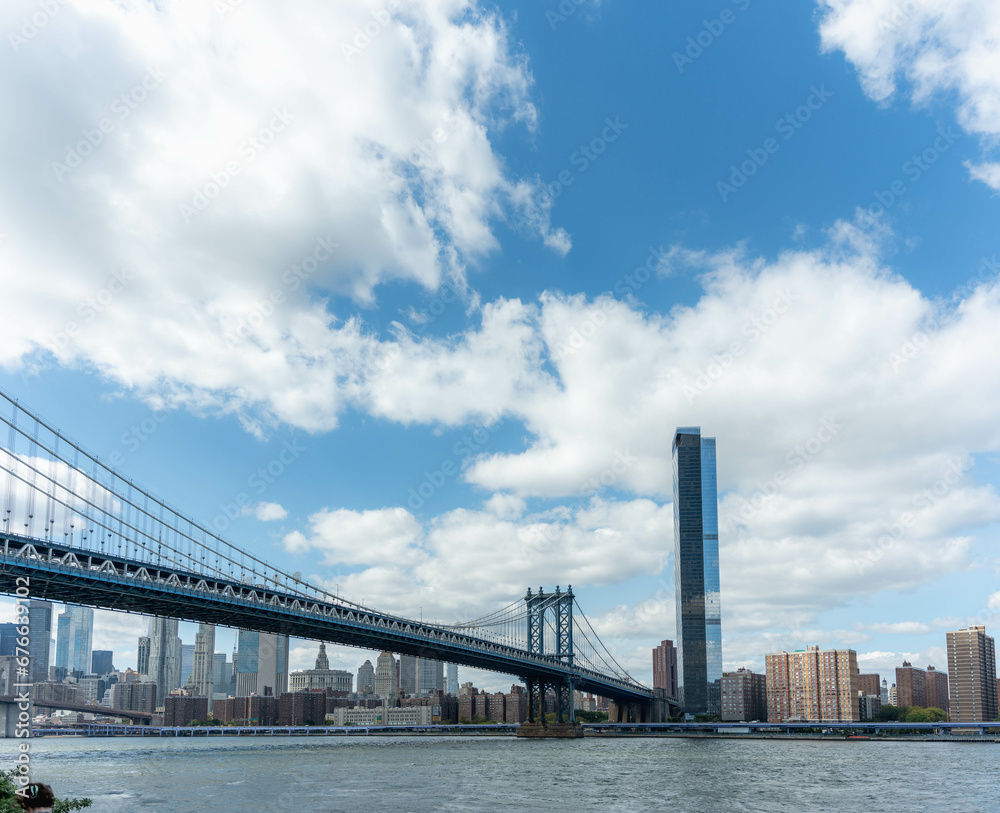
[2,0,999,691]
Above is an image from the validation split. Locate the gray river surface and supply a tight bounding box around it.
[2,734,997,812]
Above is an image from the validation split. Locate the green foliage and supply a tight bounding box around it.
[0,769,92,812]
[876,704,908,722]
[904,707,948,722]
[693,714,721,722]
[573,710,609,723]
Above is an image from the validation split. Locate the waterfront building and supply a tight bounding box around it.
[858,672,880,698]
[946,625,998,723]
[289,643,353,693]
[212,694,279,725]
[330,703,435,726]
[164,695,208,726]
[27,600,53,684]
[192,622,215,697]
[672,427,722,714]
[235,630,289,697]
[925,665,950,715]
[859,693,882,721]
[279,690,327,725]
[487,692,506,722]
[91,650,114,676]
[374,651,397,698]
[446,663,458,695]
[652,639,679,699]
[765,645,860,723]
[720,668,767,722]
[357,659,375,694]
[895,661,926,708]
[505,685,527,723]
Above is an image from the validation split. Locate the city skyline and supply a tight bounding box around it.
[2,0,1000,698]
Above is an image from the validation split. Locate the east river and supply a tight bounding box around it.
[3,735,997,811]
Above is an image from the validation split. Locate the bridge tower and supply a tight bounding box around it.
[521,586,581,737]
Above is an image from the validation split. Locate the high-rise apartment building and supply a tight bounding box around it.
[858,672,881,698]
[235,630,289,697]
[925,665,950,714]
[946,626,998,723]
[27,600,52,684]
[720,668,767,722]
[357,659,375,694]
[192,623,216,697]
[652,639,679,699]
[374,651,397,698]
[765,646,860,723]
[672,427,722,714]
[137,636,151,675]
[895,661,927,708]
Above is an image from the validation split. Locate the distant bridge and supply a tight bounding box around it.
[0,389,669,734]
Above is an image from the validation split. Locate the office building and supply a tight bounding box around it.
[146,616,182,706]
[69,606,94,676]
[212,653,229,697]
[289,643,353,693]
[946,626,998,723]
[720,668,767,722]
[55,612,73,674]
[652,639,679,698]
[399,654,417,695]
[137,636,150,675]
[91,650,114,675]
[417,658,444,695]
[765,646,860,723]
[192,623,215,697]
[858,673,880,699]
[235,630,289,697]
[446,663,458,695]
[374,651,397,698]
[180,644,195,688]
[880,678,889,705]
[0,623,18,657]
[27,600,53,684]
[672,427,722,713]
[357,659,375,695]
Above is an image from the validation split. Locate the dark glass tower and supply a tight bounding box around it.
[673,427,722,714]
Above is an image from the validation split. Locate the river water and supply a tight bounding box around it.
[2,734,997,812]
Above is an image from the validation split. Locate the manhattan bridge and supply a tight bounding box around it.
[0,390,669,731]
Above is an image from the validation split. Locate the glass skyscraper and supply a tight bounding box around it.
[672,427,722,714]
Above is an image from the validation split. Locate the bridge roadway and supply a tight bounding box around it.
[0,695,152,723]
[0,531,653,705]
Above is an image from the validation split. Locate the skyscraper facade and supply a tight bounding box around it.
[399,654,417,695]
[91,650,114,675]
[417,658,444,695]
[235,630,289,697]
[946,625,998,723]
[446,663,458,695]
[374,651,397,698]
[357,659,375,694]
[27,600,52,684]
[137,636,151,676]
[69,606,94,676]
[212,653,229,697]
[672,427,722,713]
[55,612,73,672]
[147,616,181,706]
[192,622,216,697]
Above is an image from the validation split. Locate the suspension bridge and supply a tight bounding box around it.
[0,390,669,735]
